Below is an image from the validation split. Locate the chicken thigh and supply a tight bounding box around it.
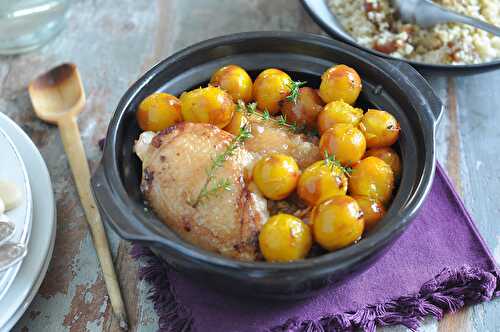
[135,122,268,261]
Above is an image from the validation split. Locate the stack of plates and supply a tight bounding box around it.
[0,113,56,331]
[0,125,32,301]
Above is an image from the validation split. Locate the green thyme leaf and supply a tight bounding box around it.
[323,150,352,177]
[286,80,307,104]
[190,125,251,207]
[237,100,298,132]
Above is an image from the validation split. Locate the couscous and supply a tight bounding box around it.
[327,0,500,64]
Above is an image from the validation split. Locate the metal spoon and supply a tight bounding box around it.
[0,200,22,271]
[391,0,500,37]
[0,220,16,247]
[0,243,26,272]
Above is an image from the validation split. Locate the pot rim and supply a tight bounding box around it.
[96,31,438,274]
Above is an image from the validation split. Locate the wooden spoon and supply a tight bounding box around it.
[29,63,129,330]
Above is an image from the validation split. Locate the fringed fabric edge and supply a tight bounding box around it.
[269,266,500,332]
[131,244,499,332]
[130,245,193,332]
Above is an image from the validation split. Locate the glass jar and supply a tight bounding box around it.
[0,0,70,55]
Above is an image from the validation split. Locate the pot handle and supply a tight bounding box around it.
[389,60,445,126]
[91,163,165,244]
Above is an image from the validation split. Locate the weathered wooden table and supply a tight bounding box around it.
[0,0,498,331]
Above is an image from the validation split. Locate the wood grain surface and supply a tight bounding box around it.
[0,0,497,331]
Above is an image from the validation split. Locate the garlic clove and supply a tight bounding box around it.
[134,131,156,162]
[0,180,22,211]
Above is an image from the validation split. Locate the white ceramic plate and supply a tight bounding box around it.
[0,125,33,301]
[0,113,55,331]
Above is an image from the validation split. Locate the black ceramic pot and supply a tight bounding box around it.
[92,31,443,299]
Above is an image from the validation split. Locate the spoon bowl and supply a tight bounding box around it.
[390,0,500,36]
[28,63,85,124]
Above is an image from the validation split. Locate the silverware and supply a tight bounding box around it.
[390,0,500,37]
[0,243,26,272]
[0,220,15,246]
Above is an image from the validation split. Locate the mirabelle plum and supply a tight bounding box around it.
[359,109,400,148]
[223,111,248,135]
[210,65,253,103]
[180,86,235,128]
[365,147,401,180]
[136,93,182,131]
[318,64,362,105]
[252,154,300,200]
[349,156,395,204]
[319,124,366,166]
[317,100,363,135]
[259,214,312,262]
[311,196,364,251]
[352,195,386,231]
[280,87,324,129]
[253,68,292,114]
[297,160,347,206]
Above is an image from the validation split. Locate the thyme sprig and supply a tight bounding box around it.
[324,150,353,177]
[190,125,252,207]
[196,179,232,204]
[286,80,307,104]
[237,100,298,132]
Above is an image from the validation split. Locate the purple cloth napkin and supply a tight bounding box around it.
[132,164,499,332]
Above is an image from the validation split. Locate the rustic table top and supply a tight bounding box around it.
[1,0,498,331]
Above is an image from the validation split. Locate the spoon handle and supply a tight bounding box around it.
[438,7,500,37]
[58,115,129,330]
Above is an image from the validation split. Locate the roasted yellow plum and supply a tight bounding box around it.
[280,87,324,129]
[136,92,182,132]
[318,64,362,105]
[210,65,253,103]
[180,86,235,128]
[259,214,312,262]
[253,68,292,114]
[359,109,400,148]
[223,111,248,135]
[349,156,395,204]
[352,195,386,231]
[317,100,363,135]
[365,147,401,180]
[297,160,348,206]
[311,195,364,251]
[252,153,300,200]
[319,123,366,166]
